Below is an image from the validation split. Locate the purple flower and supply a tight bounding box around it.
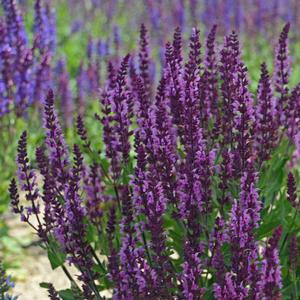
[84,163,107,225]
[259,226,283,299]
[96,39,108,58]
[86,36,94,60]
[274,23,290,125]
[0,263,17,299]
[99,64,120,180]
[33,0,48,54]
[85,41,100,94]
[286,84,300,140]
[131,130,148,216]
[218,149,233,206]
[14,48,34,115]
[44,0,56,53]
[203,25,218,122]
[142,169,173,297]
[0,0,56,116]
[209,217,227,286]
[139,24,151,97]
[255,63,278,164]
[132,75,151,139]
[150,75,178,198]
[287,172,298,209]
[219,31,240,147]
[36,144,66,239]
[176,29,213,225]
[0,42,13,115]
[165,28,184,137]
[239,166,261,229]
[47,284,60,300]
[54,145,98,297]
[16,132,41,222]
[214,272,248,300]
[180,241,205,300]
[231,62,254,176]
[76,61,86,116]
[76,115,90,148]
[110,55,133,164]
[43,89,70,190]
[8,20,295,299]
[55,58,73,129]
[106,206,122,294]
[113,25,121,59]
[8,178,22,216]
[1,0,27,49]
[115,186,156,299]
[33,53,52,106]
[214,166,261,298]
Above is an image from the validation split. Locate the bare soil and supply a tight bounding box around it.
[4,214,73,300]
[4,213,112,299]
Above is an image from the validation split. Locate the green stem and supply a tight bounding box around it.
[91,248,106,273]
[280,209,298,255]
[292,272,298,300]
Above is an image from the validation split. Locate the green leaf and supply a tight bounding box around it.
[48,248,65,270]
[39,282,51,289]
[281,285,293,297]
[256,219,280,239]
[86,223,97,243]
[94,273,113,291]
[59,289,75,300]
[47,236,66,270]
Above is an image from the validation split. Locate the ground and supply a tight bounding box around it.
[5,213,72,300]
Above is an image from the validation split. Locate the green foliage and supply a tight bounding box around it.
[47,236,67,270]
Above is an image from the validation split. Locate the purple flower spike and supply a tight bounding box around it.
[56,58,73,129]
[139,24,151,97]
[15,131,47,238]
[54,146,97,297]
[149,75,178,205]
[287,172,298,209]
[275,23,290,125]
[17,132,40,216]
[259,226,283,300]
[100,65,120,180]
[180,241,205,300]
[76,115,90,148]
[9,178,22,215]
[43,89,69,190]
[232,62,254,176]
[203,25,218,122]
[210,217,227,286]
[286,84,300,140]
[215,166,261,299]
[114,55,134,162]
[35,145,61,235]
[166,28,184,135]
[47,283,60,300]
[84,163,106,225]
[76,61,86,116]
[255,63,278,164]
[219,31,240,148]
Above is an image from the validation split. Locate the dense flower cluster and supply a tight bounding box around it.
[0,0,55,117]
[0,0,299,122]
[67,0,300,39]
[9,23,300,299]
